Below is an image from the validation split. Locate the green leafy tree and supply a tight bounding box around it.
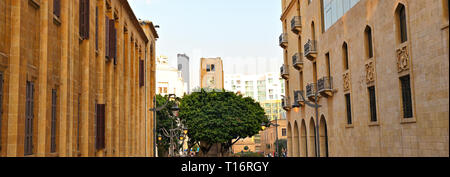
[179,89,268,156]
[274,139,287,157]
[155,95,182,157]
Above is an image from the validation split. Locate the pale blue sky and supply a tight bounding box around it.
[129,0,283,88]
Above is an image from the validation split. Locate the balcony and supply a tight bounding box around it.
[280,65,289,80]
[304,39,317,61]
[292,53,303,70]
[294,90,305,107]
[282,97,291,111]
[291,16,302,34]
[279,33,288,48]
[306,83,317,101]
[318,76,334,97]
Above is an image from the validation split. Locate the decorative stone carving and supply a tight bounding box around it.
[343,72,351,92]
[397,46,409,73]
[365,60,375,85]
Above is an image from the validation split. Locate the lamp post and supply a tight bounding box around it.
[149,94,179,157]
[294,89,322,157]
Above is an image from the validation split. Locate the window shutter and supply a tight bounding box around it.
[140,60,144,87]
[79,0,90,39]
[79,0,84,38]
[54,0,61,18]
[113,27,117,65]
[25,82,34,155]
[109,19,115,60]
[105,16,110,59]
[96,104,105,150]
[85,0,90,39]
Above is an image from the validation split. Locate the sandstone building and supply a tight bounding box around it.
[200,57,224,89]
[280,0,449,157]
[0,0,158,157]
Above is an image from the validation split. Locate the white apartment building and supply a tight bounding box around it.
[224,72,285,102]
[156,56,186,97]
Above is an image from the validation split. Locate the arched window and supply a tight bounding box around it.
[364,26,373,59]
[311,22,316,41]
[342,42,349,70]
[396,4,408,43]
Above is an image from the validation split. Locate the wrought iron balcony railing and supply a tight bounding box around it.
[294,90,305,106]
[279,33,288,48]
[280,64,289,80]
[291,16,302,34]
[292,53,303,70]
[306,83,317,101]
[318,76,333,97]
[282,97,291,111]
[304,39,317,60]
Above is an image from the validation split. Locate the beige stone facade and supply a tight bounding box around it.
[0,0,158,157]
[200,57,224,89]
[260,119,287,155]
[281,0,449,157]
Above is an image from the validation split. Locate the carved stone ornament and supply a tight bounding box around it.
[343,72,351,92]
[365,60,375,84]
[397,46,409,73]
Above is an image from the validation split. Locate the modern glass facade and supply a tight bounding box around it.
[323,0,360,31]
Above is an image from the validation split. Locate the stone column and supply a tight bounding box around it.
[123,32,130,157]
[6,0,22,157]
[130,39,135,157]
[58,0,70,157]
[36,0,49,157]
[79,0,91,158]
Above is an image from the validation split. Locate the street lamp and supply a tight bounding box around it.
[296,88,322,157]
[150,94,182,157]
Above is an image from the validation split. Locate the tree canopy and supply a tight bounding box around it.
[179,89,268,155]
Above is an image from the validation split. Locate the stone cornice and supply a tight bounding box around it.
[280,0,297,21]
[121,0,149,44]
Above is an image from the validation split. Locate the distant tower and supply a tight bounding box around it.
[200,57,224,89]
[177,54,190,94]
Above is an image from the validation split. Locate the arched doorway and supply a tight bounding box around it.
[300,119,308,157]
[308,117,317,157]
[287,122,292,157]
[320,116,329,157]
[293,121,300,157]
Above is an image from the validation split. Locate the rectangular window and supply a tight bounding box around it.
[345,93,352,125]
[50,89,57,153]
[139,60,144,87]
[109,19,116,62]
[325,53,331,77]
[400,75,413,118]
[53,0,61,18]
[0,72,3,151]
[211,64,215,71]
[399,6,408,43]
[282,128,287,136]
[105,16,110,59]
[25,81,35,155]
[368,86,377,122]
[206,64,211,72]
[79,0,90,39]
[96,104,105,150]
